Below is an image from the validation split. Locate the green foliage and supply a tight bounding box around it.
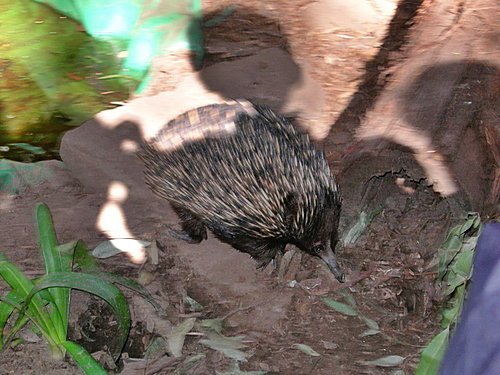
[415,328,450,375]
[7,143,46,156]
[292,343,321,357]
[415,213,481,375]
[342,206,383,245]
[200,331,249,362]
[322,297,359,316]
[0,0,132,161]
[0,203,135,374]
[322,292,381,338]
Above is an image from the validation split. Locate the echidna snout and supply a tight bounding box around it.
[307,238,344,282]
[300,203,344,282]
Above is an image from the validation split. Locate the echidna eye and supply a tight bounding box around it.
[312,245,324,255]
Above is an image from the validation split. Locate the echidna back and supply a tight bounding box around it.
[140,104,337,240]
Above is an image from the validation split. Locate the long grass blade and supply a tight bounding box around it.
[0,294,17,348]
[93,271,162,311]
[71,240,99,271]
[58,240,78,273]
[71,241,161,311]
[60,340,107,375]
[0,291,30,348]
[35,203,69,342]
[415,328,449,375]
[0,253,56,340]
[25,271,131,361]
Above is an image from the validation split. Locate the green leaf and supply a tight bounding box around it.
[0,253,35,296]
[360,316,379,330]
[57,241,78,272]
[144,336,168,361]
[471,214,481,231]
[437,213,480,281]
[417,214,480,375]
[415,328,449,375]
[445,273,467,296]
[440,307,456,329]
[200,318,224,334]
[60,340,107,375]
[322,298,359,316]
[362,355,405,367]
[342,206,383,245]
[450,250,474,279]
[36,203,69,342]
[441,285,465,328]
[0,291,34,348]
[24,271,131,361]
[64,240,163,312]
[293,343,321,357]
[7,143,46,155]
[87,271,161,311]
[166,318,195,357]
[340,290,357,308]
[177,353,206,373]
[200,332,248,361]
[458,213,480,235]
[71,240,99,272]
[0,291,25,347]
[438,237,462,281]
[73,241,161,311]
[461,236,479,252]
[457,215,475,235]
[185,296,203,312]
[36,204,66,274]
[0,252,56,340]
[0,295,17,347]
[359,328,381,338]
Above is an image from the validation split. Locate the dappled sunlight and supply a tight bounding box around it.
[96,181,146,264]
[120,139,140,154]
[94,76,226,140]
[357,103,458,196]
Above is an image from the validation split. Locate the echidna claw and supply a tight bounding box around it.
[272,257,280,270]
[165,226,202,244]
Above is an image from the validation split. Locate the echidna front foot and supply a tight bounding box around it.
[249,243,287,275]
[165,225,206,244]
[170,204,208,244]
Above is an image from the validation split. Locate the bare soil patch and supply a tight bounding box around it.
[1,0,498,374]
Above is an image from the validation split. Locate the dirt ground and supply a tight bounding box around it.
[0,0,498,374]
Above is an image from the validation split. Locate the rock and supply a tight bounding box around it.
[304,0,397,36]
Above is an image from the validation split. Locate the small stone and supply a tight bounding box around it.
[322,340,339,350]
[137,270,155,286]
[299,277,322,290]
[259,363,271,371]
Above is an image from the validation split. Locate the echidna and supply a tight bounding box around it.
[139,100,345,282]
